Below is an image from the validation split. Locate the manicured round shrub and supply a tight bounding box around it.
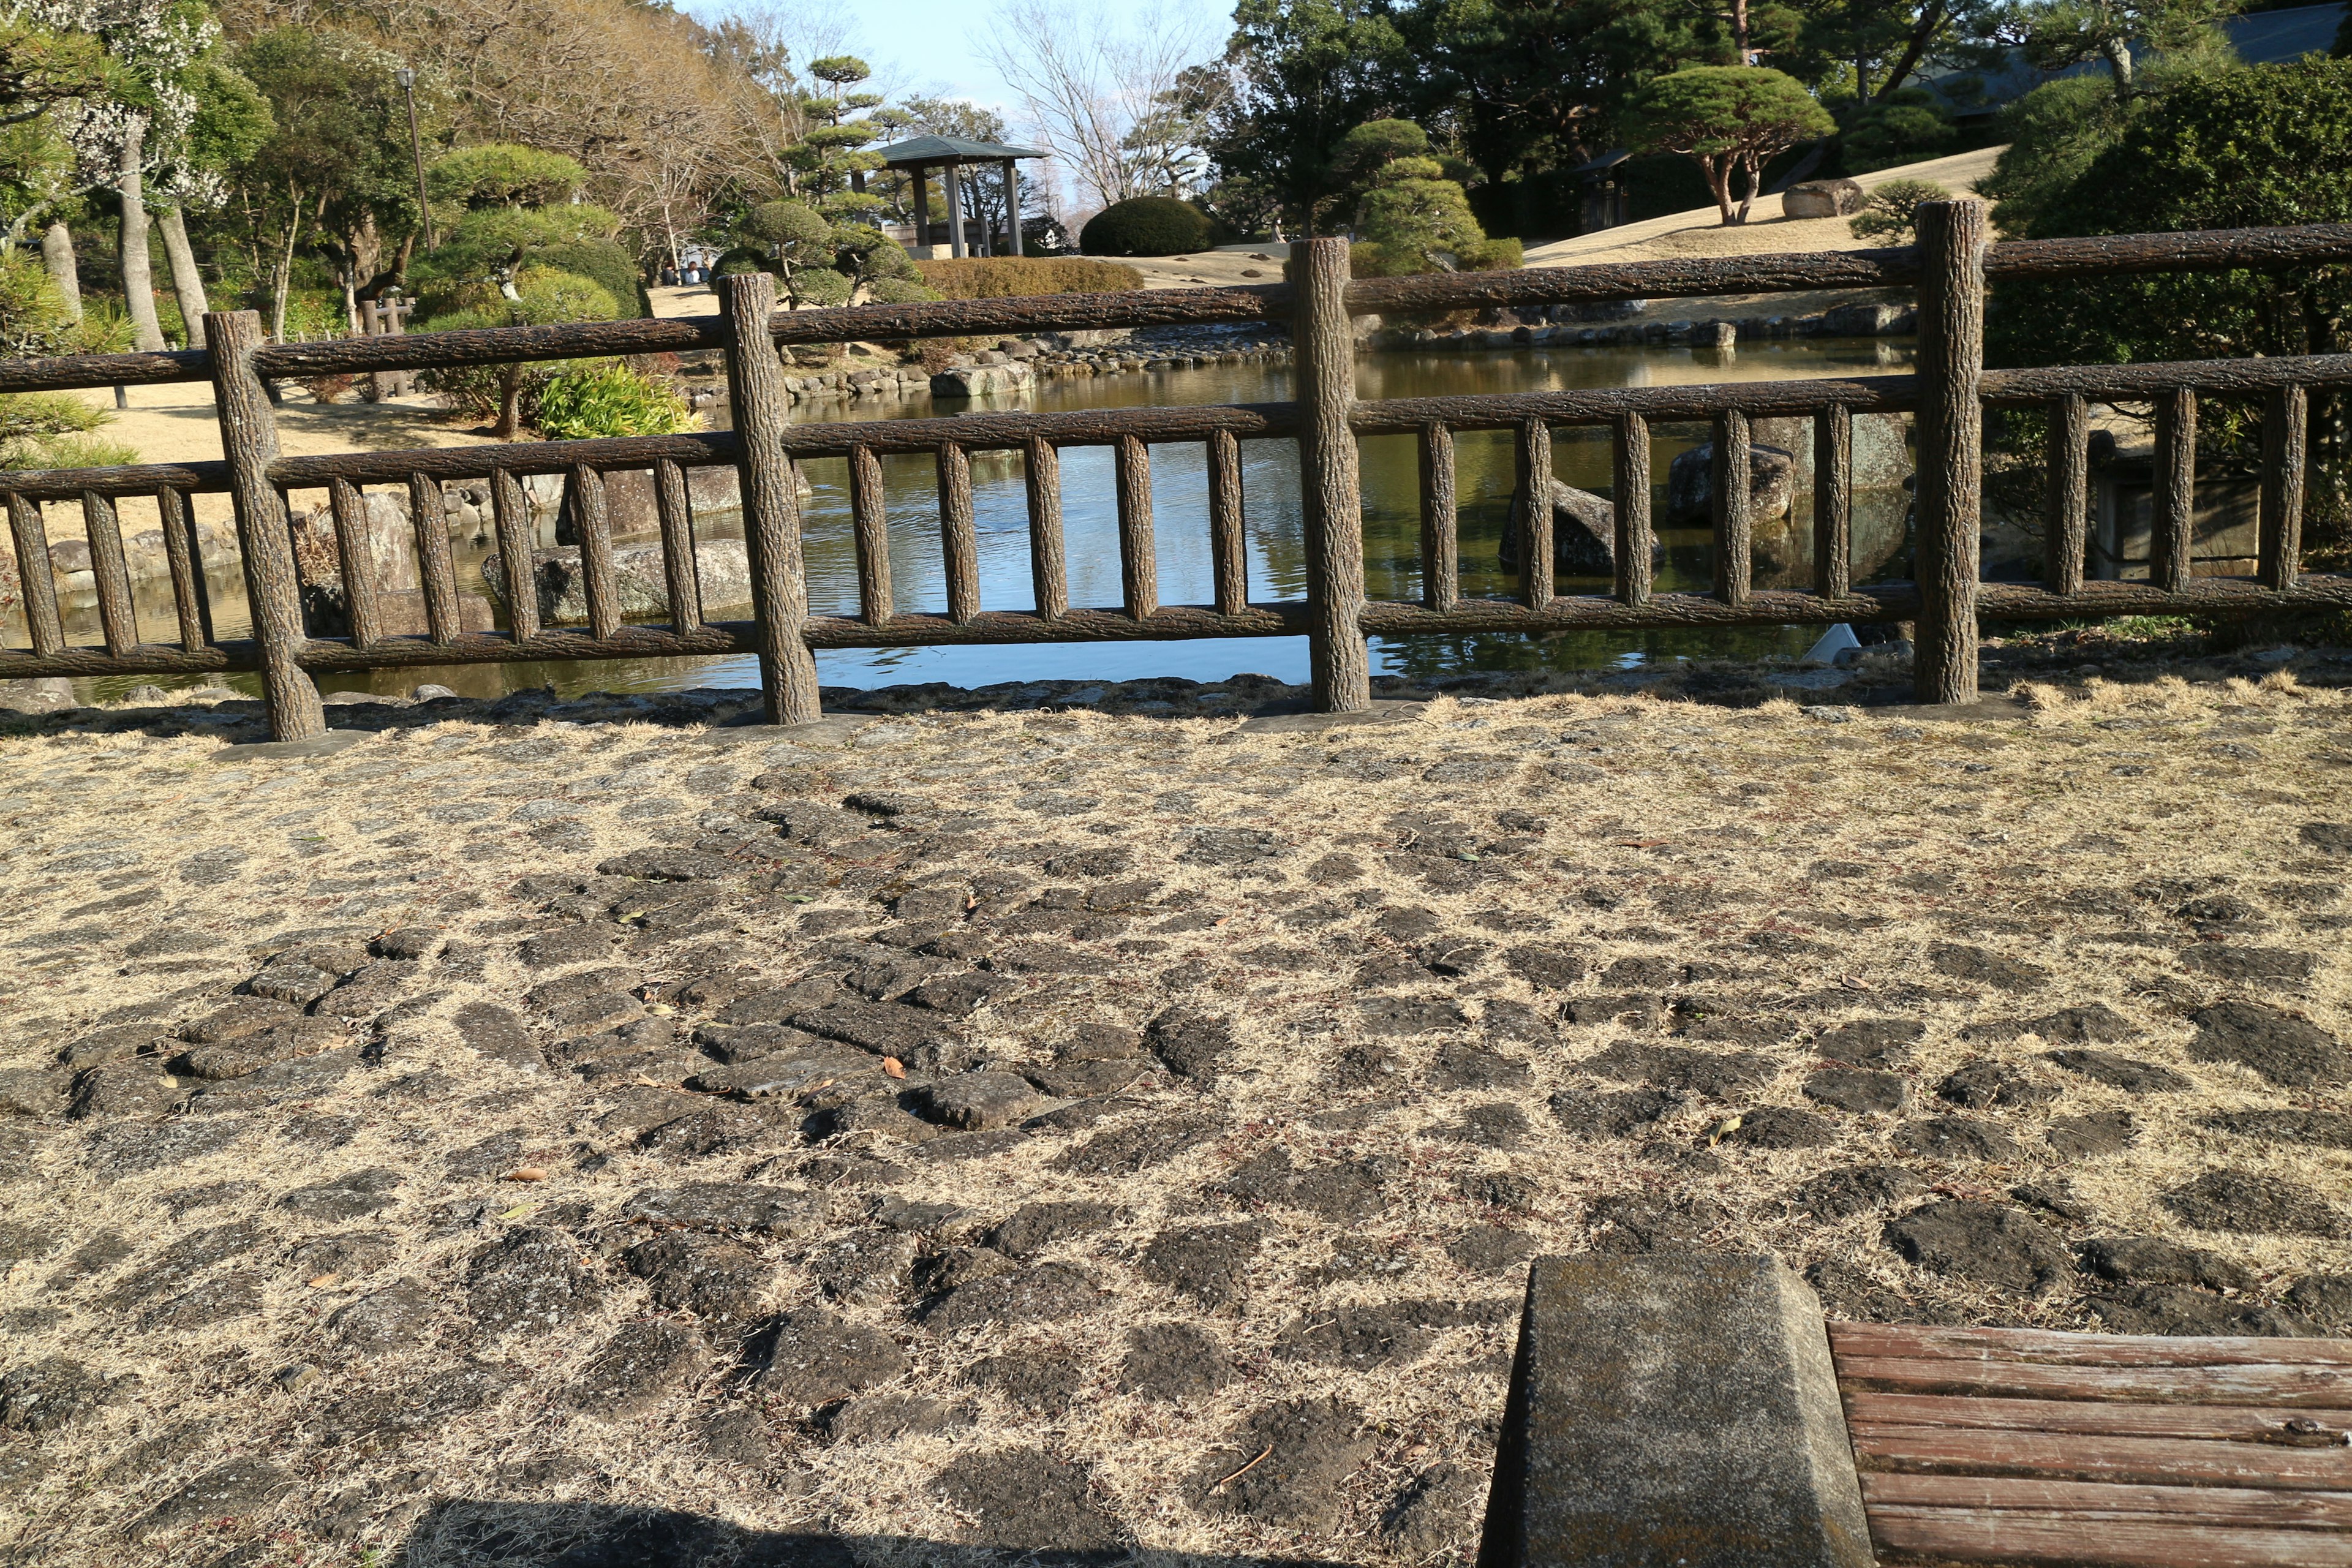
[1079,196,1213,257]
[712,246,772,277]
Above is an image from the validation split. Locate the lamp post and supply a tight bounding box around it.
[396,67,435,251]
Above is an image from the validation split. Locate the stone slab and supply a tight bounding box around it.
[1478,1253,1873,1568]
[1235,699,1427,735]
[211,729,367,761]
[697,716,878,748]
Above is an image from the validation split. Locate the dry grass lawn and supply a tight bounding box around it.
[0,664,2346,1567]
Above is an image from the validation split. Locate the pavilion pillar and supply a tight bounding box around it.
[1004,158,1023,255]
[943,161,966,257]
[911,164,930,254]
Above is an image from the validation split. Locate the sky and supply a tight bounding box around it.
[676,0,1237,133]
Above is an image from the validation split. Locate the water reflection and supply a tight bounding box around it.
[55,336,1913,703]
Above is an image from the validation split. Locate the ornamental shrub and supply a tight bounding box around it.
[911,257,1145,298]
[1847,178,1953,244]
[535,360,696,439]
[1079,196,1213,257]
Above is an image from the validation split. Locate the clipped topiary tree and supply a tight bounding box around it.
[1622,67,1837,226]
[1354,156,1515,275]
[417,266,620,437]
[1079,196,1214,257]
[1847,178,1953,244]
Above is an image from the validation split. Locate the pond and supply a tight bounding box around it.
[60,335,1916,703]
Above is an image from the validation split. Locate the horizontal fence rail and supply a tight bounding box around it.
[4,213,2351,735]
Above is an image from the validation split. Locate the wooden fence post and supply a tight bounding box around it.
[1911,200,1986,706]
[1294,236,1370,713]
[206,310,325,741]
[718,270,821,725]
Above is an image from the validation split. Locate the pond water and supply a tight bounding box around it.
[60,336,1915,703]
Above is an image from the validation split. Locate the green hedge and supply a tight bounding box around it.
[911,257,1145,298]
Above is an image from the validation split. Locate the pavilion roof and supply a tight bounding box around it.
[875,134,1049,166]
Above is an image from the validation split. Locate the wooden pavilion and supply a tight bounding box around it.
[873,134,1049,259]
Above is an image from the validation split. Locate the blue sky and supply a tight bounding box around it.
[676,0,1237,125]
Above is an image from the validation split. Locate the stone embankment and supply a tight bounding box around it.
[0,653,2348,1568]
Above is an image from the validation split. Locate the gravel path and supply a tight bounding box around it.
[1,669,2347,1567]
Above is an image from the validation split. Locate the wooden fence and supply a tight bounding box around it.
[4,203,2351,741]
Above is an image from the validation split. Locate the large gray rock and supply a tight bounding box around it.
[1784,178,1866,219]
[483,539,755,624]
[1498,478,1617,577]
[1666,441,1797,527]
[932,362,1033,398]
[1485,1253,1872,1567]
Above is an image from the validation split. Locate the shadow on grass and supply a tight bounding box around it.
[393,1499,1354,1568]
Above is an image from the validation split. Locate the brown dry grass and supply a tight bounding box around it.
[0,670,2346,1566]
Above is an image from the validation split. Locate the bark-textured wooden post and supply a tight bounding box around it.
[1025,435,1067,620]
[1812,405,1852,599]
[1418,421,1458,612]
[2044,393,2088,597]
[1910,200,1986,706]
[2258,385,2306,591]
[206,310,325,740]
[2152,386,2195,593]
[1711,409,1752,606]
[1515,417,1554,609]
[719,270,821,725]
[1611,412,1652,607]
[1293,236,1369,713]
[1207,428,1248,616]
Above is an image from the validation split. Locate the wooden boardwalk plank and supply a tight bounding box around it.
[1851,1423,2352,1491]
[1832,1322,2352,1371]
[1845,1392,2352,1442]
[1862,1474,2352,1531]
[1868,1509,2352,1567]
[1838,1355,2352,1407]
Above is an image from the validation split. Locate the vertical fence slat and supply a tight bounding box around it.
[570,465,620,641]
[1208,428,1248,616]
[1515,417,1553,609]
[490,467,540,642]
[938,442,980,625]
[206,309,324,739]
[157,487,211,651]
[2152,385,2195,594]
[719,271,821,722]
[327,478,382,650]
[408,475,462,645]
[7,494,64,657]
[1025,436,1067,621]
[1611,412,1653,607]
[1115,433,1157,620]
[1295,236,1369,711]
[1711,409,1752,608]
[1417,421,1458,612]
[1812,405,1852,598]
[2259,384,2307,592]
[848,443,893,625]
[654,459,703,635]
[2045,392,2089,597]
[80,491,138,656]
[1912,200,1987,706]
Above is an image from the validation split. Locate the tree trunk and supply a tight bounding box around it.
[271,182,302,342]
[117,115,167,352]
[1706,155,1736,226]
[1730,0,1751,61]
[496,364,523,439]
[157,203,211,350]
[40,221,80,321]
[2100,36,2133,93]
[1734,152,1761,223]
[1872,0,1950,100]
